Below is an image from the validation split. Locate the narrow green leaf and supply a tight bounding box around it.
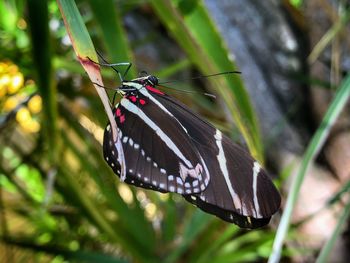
[161,196,177,243]
[59,112,156,255]
[27,0,58,163]
[149,0,263,160]
[1,236,128,263]
[269,74,350,263]
[165,210,212,263]
[327,180,350,205]
[57,0,97,61]
[57,0,127,182]
[316,198,350,263]
[55,165,155,262]
[193,225,239,263]
[88,0,136,79]
[308,9,350,64]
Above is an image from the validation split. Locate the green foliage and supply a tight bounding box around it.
[269,75,350,262]
[1,0,349,262]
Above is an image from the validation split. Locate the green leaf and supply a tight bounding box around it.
[149,0,263,161]
[165,209,212,263]
[1,236,128,263]
[316,197,350,263]
[27,0,58,163]
[269,74,350,263]
[88,0,136,79]
[59,108,156,255]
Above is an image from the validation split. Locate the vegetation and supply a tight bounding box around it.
[0,0,349,262]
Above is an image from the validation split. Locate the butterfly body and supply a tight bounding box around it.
[103,75,280,228]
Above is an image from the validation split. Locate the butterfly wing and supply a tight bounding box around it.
[153,93,281,228]
[103,94,210,195]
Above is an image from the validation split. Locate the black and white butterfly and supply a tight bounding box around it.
[102,68,281,229]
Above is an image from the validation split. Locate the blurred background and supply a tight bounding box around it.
[1,0,350,262]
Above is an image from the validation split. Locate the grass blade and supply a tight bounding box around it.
[57,0,126,177]
[316,196,350,263]
[27,0,58,163]
[149,0,263,161]
[2,236,128,263]
[269,74,350,263]
[88,0,136,79]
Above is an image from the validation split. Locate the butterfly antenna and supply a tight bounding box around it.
[158,71,241,85]
[157,85,216,99]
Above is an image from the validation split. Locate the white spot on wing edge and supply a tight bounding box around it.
[215,129,241,210]
[176,177,183,185]
[107,107,126,182]
[253,161,263,218]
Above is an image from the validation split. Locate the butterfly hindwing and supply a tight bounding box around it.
[153,93,281,228]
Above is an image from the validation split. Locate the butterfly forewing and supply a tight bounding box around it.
[103,89,210,194]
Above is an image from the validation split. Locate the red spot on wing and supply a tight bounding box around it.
[146,85,164,95]
[129,95,137,102]
[120,115,125,123]
[116,108,121,116]
[139,99,146,105]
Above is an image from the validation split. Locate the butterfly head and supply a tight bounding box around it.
[120,75,163,96]
[125,75,159,86]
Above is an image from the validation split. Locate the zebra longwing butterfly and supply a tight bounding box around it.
[103,72,281,229]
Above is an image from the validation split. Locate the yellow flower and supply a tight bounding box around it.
[3,96,19,111]
[21,119,41,133]
[0,84,6,97]
[28,95,42,114]
[16,107,31,123]
[0,62,8,74]
[0,74,11,86]
[7,64,19,75]
[8,72,24,94]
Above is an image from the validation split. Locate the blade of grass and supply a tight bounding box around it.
[57,0,126,178]
[1,236,128,263]
[27,0,58,164]
[207,230,275,263]
[308,8,350,64]
[328,179,350,205]
[316,197,350,263]
[59,113,156,254]
[269,74,350,263]
[191,224,239,263]
[149,0,263,161]
[53,56,118,79]
[88,0,136,79]
[55,165,156,262]
[165,210,212,263]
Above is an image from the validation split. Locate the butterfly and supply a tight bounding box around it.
[101,67,280,229]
